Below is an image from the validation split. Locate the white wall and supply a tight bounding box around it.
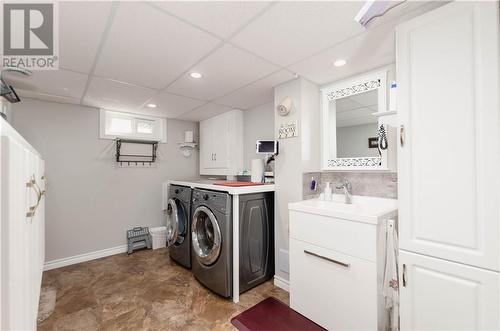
[300,79,321,173]
[242,102,274,170]
[11,98,199,262]
[337,123,379,158]
[274,78,320,282]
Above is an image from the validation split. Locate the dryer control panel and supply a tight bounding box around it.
[192,189,231,215]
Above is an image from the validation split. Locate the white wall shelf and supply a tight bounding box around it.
[371,110,397,117]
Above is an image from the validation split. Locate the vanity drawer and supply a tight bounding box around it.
[290,238,377,330]
[289,210,377,262]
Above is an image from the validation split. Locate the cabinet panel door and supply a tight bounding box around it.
[400,251,499,331]
[290,238,377,330]
[1,136,31,330]
[199,119,213,170]
[211,115,229,169]
[397,2,499,270]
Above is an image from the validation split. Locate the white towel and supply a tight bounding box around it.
[383,219,399,331]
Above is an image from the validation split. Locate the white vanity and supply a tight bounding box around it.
[288,195,397,330]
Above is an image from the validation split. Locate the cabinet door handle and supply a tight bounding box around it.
[214,153,216,161]
[304,250,350,268]
[402,263,407,287]
[41,175,48,195]
[26,175,42,218]
[400,125,405,147]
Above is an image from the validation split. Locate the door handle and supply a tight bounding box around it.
[304,250,350,268]
[400,125,405,147]
[402,263,407,287]
[214,153,216,161]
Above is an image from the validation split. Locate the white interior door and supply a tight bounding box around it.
[400,251,499,331]
[397,1,499,270]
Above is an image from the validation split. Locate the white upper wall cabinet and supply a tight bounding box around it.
[397,1,499,271]
[199,110,243,176]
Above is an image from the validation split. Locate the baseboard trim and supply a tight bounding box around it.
[274,275,290,292]
[44,245,128,271]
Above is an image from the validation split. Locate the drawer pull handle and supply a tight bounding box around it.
[304,250,350,268]
[402,263,407,287]
[400,125,405,147]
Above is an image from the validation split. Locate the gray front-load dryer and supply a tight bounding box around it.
[191,189,232,297]
[166,185,192,269]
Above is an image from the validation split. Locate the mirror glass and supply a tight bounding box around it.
[329,89,379,159]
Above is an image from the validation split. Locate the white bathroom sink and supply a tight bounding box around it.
[288,194,397,224]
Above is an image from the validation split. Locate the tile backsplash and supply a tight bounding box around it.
[303,172,398,200]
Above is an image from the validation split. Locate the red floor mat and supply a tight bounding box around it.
[231,297,326,331]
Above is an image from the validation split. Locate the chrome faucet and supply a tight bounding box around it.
[336,180,352,204]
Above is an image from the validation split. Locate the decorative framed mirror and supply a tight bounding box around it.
[320,69,389,171]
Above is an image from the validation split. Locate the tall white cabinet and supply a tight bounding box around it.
[1,118,46,330]
[397,2,499,330]
[199,110,243,176]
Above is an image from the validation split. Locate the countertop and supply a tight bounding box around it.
[168,179,275,195]
[288,195,398,224]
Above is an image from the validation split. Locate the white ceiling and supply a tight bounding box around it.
[4,1,446,122]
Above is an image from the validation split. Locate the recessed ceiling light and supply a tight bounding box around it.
[146,103,157,108]
[189,72,202,79]
[333,59,347,67]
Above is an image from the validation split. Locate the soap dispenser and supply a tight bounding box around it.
[324,182,332,201]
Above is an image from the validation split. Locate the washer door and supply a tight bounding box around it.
[192,206,222,266]
[165,198,187,247]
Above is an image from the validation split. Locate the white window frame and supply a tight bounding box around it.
[99,109,167,142]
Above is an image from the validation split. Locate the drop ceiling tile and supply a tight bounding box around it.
[151,1,271,39]
[4,69,88,100]
[94,2,220,89]
[177,102,232,122]
[138,92,206,118]
[59,1,113,73]
[215,70,295,109]
[166,44,279,101]
[84,77,157,112]
[16,89,81,106]
[289,22,395,85]
[289,1,448,85]
[230,2,365,67]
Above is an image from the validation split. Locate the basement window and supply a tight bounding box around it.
[99,109,166,142]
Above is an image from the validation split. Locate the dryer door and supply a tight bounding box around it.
[192,206,222,266]
[165,198,187,247]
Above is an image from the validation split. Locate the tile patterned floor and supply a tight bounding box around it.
[38,248,289,331]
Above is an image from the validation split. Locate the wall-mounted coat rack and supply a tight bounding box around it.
[115,139,158,166]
